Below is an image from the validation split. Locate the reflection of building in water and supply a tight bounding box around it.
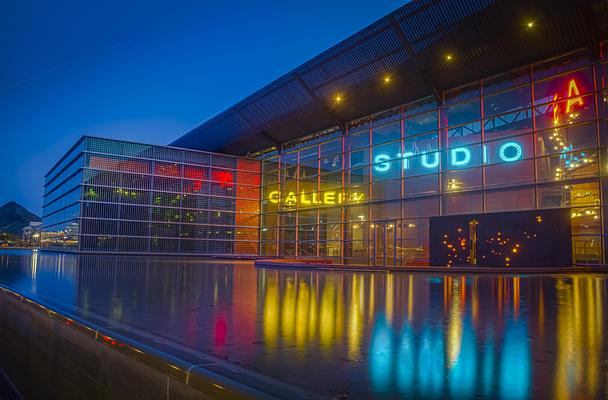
[369,275,535,398]
[554,276,603,399]
[259,271,429,362]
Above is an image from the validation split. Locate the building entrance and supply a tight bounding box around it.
[371,221,397,267]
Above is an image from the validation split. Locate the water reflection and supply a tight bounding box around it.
[0,250,607,399]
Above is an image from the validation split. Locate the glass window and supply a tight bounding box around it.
[404,111,438,136]
[320,139,342,158]
[405,151,440,177]
[348,126,369,150]
[485,187,535,212]
[483,68,530,95]
[444,167,482,191]
[319,153,342,174]
[536,151,598,182]
[298,209,317,225]
[484,159,535,187]
[372,121,401,145]
[345,205,369,222]
[405,98,437,116]
[533,69,594,105]
[446,121,482,146]
[442,192,483,215]
[404,132,438,154]
[404,174,439,197]
[537,181,599,208]
[445,143,483,170]
[347,167,370,186]
[372,179,401,200]
[484,134,533,165]
[533,51,591,81]
[403,197,439,218]
[534,94,595,131]
[535,122,597,157]
[349,148,369,168]
[372,159,401,182]
[444,99,481,127]
[484,85,531,116]
[484,109,533,140]
[299,146,318,168]
[319,172,342,190]
[445,84,480,104]
[371,201,401,220]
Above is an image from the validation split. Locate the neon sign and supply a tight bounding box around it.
[268,191,365,207]
[373,141,523,172]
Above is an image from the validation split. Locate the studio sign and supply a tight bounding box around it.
[373,141,523,172]
[268,190,365,207]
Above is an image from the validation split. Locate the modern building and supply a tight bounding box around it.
[42,0,608,267]
[42,137,260,255]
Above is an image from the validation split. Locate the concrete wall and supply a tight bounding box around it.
[0,289,215,400]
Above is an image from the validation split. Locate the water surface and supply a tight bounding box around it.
[0,250,606,399]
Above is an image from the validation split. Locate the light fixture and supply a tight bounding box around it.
[334,94,343,104]
[445,54,453,61]
[526,20,535,29]
[383,75,391,84]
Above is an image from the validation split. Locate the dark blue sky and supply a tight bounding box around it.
[0,0,404,215]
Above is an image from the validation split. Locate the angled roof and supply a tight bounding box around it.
[171,0,608,155]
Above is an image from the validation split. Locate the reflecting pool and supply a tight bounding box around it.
[0,250,606,399]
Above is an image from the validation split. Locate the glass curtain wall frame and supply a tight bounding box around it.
[259,45,608,267]
[42,137,262,255]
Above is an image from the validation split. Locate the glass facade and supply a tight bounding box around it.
[42,137,261,255]
[258,47,608,266]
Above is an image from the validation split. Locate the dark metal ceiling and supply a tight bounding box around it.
[171,0,608,156]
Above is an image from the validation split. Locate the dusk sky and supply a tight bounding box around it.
[0,0,404,214]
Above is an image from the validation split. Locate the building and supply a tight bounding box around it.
[42,0,608,267]
[42,137,260,255]
[22,221,42,247]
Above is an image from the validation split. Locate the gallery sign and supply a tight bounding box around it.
[268,190,365,207]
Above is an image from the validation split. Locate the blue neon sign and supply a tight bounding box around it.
[373,141,524,172]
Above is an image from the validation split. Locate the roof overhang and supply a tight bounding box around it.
[171,0,608,156]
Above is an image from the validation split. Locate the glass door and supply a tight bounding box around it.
[372,221,397,266]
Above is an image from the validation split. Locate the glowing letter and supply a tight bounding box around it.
[401,152,414,169]
[311,192,321,204]
[285,192,297,206]
[300,191,311,205]
[374,154,391,172]
[499,142,523,162]
[450,147,471,167]
[351,192,365,203]
[324,191,336,204]
[421,151,439,168]
[269,191,280,203]
[565,79,584,113]
[482,145,488,164]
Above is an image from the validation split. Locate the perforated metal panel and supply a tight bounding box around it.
[172,0,607,156]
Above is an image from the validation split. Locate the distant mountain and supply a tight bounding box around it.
[0,201,41,235]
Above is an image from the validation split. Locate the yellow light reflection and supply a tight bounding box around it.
[446,277,463,367]
[263,275,279,347]
[554,276,603,399]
